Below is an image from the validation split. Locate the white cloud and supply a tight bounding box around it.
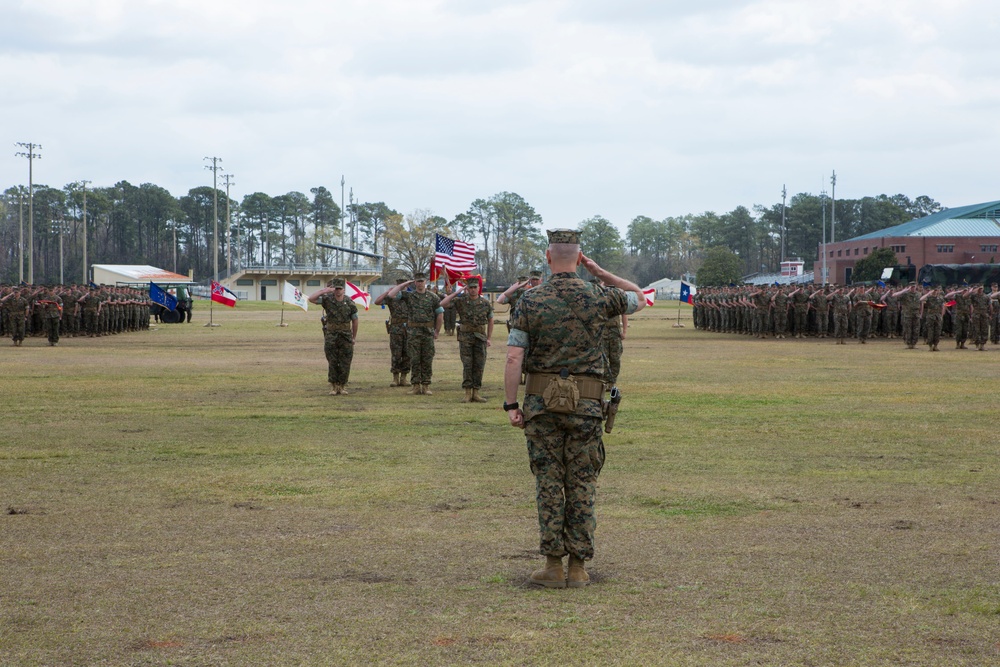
[3,0,1000,232]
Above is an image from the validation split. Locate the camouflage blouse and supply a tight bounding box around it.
[453,293,493,341]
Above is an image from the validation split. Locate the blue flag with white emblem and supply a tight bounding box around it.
[149,282,177,311]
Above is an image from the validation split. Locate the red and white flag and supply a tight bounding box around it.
[643,288,656,307]
[431,233,476,282]
[346,281,371,310]
[211,280,237,307]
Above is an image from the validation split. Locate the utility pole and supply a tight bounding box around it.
[340,174,346,269]
[81,180,91,284]
[15,142,41,284]
[830,170,837,245]
[780,184,787,265]
[821,188,828,285]
[204,156,223,282]
[18,187,24,283]
[222,173,235,275]
[53,218,65,285]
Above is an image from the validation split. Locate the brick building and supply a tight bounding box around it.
[816,200,1000,284]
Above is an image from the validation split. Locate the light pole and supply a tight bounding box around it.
[780,184,787,266]
[81,180,91,284]
[53,218,66,285]
[204,156,223,282]
[821,189,828,285]
[223,173,235,276]
[15,142,41,284]
[17,186,25,284]
[830,170,837,245]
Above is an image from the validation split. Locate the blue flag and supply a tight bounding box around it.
[680,281,695,305]
[149,282,177,311]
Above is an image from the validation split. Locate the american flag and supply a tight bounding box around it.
[431,233,477,282]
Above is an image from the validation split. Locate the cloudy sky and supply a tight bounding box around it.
[3,0,999,231]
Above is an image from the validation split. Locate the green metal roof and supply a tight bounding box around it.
[849,200,1000,241]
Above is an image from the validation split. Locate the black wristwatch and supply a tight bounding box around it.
[503,401,519,411]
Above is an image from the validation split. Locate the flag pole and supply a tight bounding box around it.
[278,303,288,327]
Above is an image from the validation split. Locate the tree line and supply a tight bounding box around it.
[0,179,941,287]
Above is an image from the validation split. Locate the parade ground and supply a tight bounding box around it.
[2,302,998,666]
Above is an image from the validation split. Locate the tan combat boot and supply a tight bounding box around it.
[422,384,433,396]
[390,372,400,387]
[329,383,338,395]
[462,388,472,403]
[471,388,487,403]
[409,383,422,395]
[529,556,566,589]
[339,384,349,395]
[567,556,590,588]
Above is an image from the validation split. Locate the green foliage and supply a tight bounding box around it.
[852,247,899,283]
[579,215,625,273]
[696,246,743,286]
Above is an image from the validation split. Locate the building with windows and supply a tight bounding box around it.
[816,200,1000,284]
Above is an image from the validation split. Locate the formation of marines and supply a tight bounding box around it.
[1,284,152,346]
[693,282,1000,351]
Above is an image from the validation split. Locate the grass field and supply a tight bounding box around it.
[2,300,998,666]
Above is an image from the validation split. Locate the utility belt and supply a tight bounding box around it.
[390,318,407,325]
[460,324,485,335]
[325,321,352,332]
[407,320,434,329]
[525,373,606,400]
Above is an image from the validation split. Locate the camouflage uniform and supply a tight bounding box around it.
[603,314,624,383]
[951,290,971,348]
[810,287,830,337]
[36,293,63,345]
[385,289,410,379]
[830,290,851,343]
[896,287,921,348]
[319,294,358,385]
[397,289,442,386]
[442,284,457,335]
[853,289,873,343]
[970,288,990,350]
[923,291,945,350]
[452,291,493,390]
[5,292,30,345]
[509,269,637,562]
[771,288,789,338]
[791,288,809,337]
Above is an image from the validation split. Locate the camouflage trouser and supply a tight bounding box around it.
[83,309,99,336]
[603,335,623,385]
[833,312,849,340]
[971,312,989,346]
[925,314,943,347]
[793,307,808,336]
[323,330,354,384]
[443,307,456,334]
[884,307,899,336]
[815,310,829,336]
[45,317,60,345]
[389,326,410,375]
[901,312,920,346]
[458,334,487,389]
[992,310,1000,344]
[10,315,26,343]
[407,326,435,385]
[773,310,788,336]
[953,312,970,344]
[525,412,605,561]
[855,310,872,341]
